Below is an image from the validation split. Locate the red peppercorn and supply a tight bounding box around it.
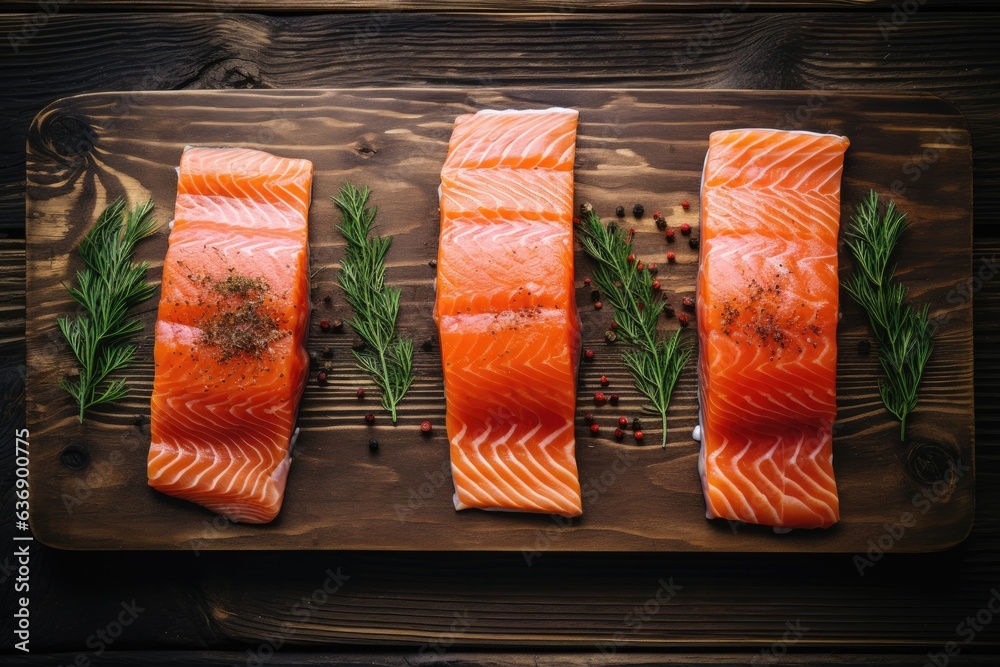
[636,300,644,311]
[618,416,628,428]
[356,388,366,399]
[682,296,694,309]
[665,228,675,241]
[653,211,661,219]
[584,412,594,425]
[634,430,645,442]
[678,313,690,327]
[609,393,620,406]
[648,263,658,274]
[594,301,603,310]
[584,349,595,361]
[600,375,610,387]
[583,277,591,286]
[319,319,331,332]
[317,370,328,386]
[627,254,635,263]
[682,200,690,209]
[594,391,607,406]
[680,222,692,235]
[365,413,375,425]
[637,262,644,271]
[667,252,676,263]
[614,428,624,440]
[420,420,433,434]
[590,422,601,435]
[610,320,618,329]
[652,280,661,291]
[572,216,581,225]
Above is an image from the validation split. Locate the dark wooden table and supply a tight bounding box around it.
[1,2,999,664]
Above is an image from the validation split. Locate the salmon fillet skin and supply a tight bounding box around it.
[697,129,849,530]
[148,146,313,524]
[436,108,583,517]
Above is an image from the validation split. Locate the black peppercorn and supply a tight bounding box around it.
[689,235,699,250]
[590,288,601,302]
[858,339,871,356]
[615,205,625,218]
[368,438,379,452]
[633,204,644,218]
[321,346,333,359]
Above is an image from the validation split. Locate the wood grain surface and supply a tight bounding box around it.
[24,88,973,552]
[2,8,999,659]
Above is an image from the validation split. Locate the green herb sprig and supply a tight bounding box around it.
[59,197,159,422]
[579,208,691,448]
[333,183,414,423]
[845,190,934,440]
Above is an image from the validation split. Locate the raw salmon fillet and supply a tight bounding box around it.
[148,146,312,523]
[697,129,849,530]
[436,108,583,517]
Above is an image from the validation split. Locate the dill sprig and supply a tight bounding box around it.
[579,208,691,448]
[845,190,934,441]
[58,197,159,422]
[333,183,414,423]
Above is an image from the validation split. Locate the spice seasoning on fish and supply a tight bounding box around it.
[199,273,289,363]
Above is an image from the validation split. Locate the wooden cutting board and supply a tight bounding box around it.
[25,89,974,551]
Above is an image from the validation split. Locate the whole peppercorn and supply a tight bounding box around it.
[591,288,601,302]
[652,280,661,291]
[614,428,625,440]
[689,235,700,250]
[665,228,675,241]
[858,339,872,357]
[634,430,645,443]
[319,319,331,332]
[322,346,334,359]
[365,413,375,425]
[572,216,581,225]
[590,422,601,435]
[368,438,379,452]
[655,217,667,231]
[331,319,344,333]
[648,263,659,275]
[682,296,694,309]
[618,416,628,428]
[584,412,595,425]
[604,329,617,344]
[609,393,620,406]
[682,200,690,209]
[610,320,618,329]
[581,202,594,215]
[428,259,437,268]
[680,222,692,235]
[594,391,607,406]
[627,254,635,264]
[678,313,690,327]
[420,420,433,434]
[309,350,320,365]
[667,252,676,263]
[584,349,595,361]
[600,375,610,387]
[637,262,644,272]
[615,205,625,218]
[422,338,434,352]
[584,277,591,286]
[317,370,328,386]
[632,417,642,431]
[356,387,366,399]
[653,211,661,219]
[664,306,676,318]
[633,203,644,218]
[594,301,603,310]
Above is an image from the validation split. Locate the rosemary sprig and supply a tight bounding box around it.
[579,208,691,448]
[845,190,934,441]
[333,183,414,423]
[58,197,159,422]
